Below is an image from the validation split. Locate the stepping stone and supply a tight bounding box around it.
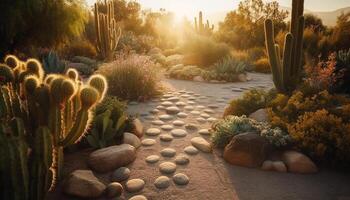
[196,117,207,123]
[187,101,196,105]
[161,101,174,107]
[207,117,218,123]
[160,125,174,131]
[167,97,180,102]
[177,112,188,118]
[174,154,190,165]
[184,146,199,155]
[188,97,196,101]
[199,129,210,136]
[196,105,205,110]
[194,94,201,97]
[151,120,165,126]
[204,109,215,114]
[154,176,171,189]
[190,111,200,115]
[175,102,186,107]
[156,105,166,110]
[173,173,189,185]
[129,195,148,200]
[163,94,173,98]
[184,106,194,111]
[141,139,156,146]
[159,114,174,121]
[160,134,173,142]
[173,120,185,126]
[146,155,160,164]
[106,182,123,198]
[166,106,181,115]
[159,162,177,174]
[160,148,176,157]
[111,167,130,182]
[200,113,210,119]
[191,137,212,153]
[146,128,161,136]
[181,94,190,98]
[208,104,219,109]
[171,129,187,137]
[185,123,198,131]
[126,179,145,193]
[150,109,160,114]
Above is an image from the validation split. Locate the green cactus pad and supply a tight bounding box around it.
[80,86,100,109]
[88,74,107,101]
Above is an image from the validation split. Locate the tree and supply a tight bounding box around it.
[304,14,326,33]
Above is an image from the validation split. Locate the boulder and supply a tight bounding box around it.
[88,144,136,173]
[63,170,105,198]
[193,76,205,82]
[123,132,141,148]
[249,109,269,122]
[132,118,144,138]
[223,132,271,168]
[281,150,318,174]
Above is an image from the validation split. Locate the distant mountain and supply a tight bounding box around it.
[207,7,350,27]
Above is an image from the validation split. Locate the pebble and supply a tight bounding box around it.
[159,162,177,174]
[175,154,190,165]
[156,105,165,110]
[160,134,174,142]
[166,106,181,115]
[154,176,171,189]
[196,105,206,110]
[160,148,176,157]
[184,146,199,155]
[177,112,188,118]
[171,129,187,137]
[106,182,123,198]
[196,117,207,123]
[167,97,180,102]
[126,179,145,193]
[185,123,198,131]
[151,120,165,126]
[173,120,185,126]
[208,104,219,109]
[161,101,174,107]
[149,109,160,114]
[129,195,147,200]
[111,167,130,182]
[141,139,156,146]
[190,111,200,115]
[199,129,211,135]
[207,117,218,123]
[175,102,186,107]
[144,115,155,120]
[146,128,161,136]
[159,114,174,121]
[191,137,212,153]
[173,173,189,185]
[187,101,196,105]
[203,109,215,114]
[184,106,194,111]
[146,155,160,164]
[160,124,174,131]
[200,113,210,119]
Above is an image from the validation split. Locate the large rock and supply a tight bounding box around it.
[88,144,136,173]
[123,132,141,148]
[190,137,212,153]
[281,150,318,174]
[131,118,144,138]
[249,109,269,122]
[63,170,106,198]
[223,132,271,168]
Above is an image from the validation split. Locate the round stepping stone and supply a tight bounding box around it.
[146,128,161,136]
[146,155,160,164]
[159,114,174,121]
[156,105,165,110]
[160,148,176,157]
[160,134,173,142]
[204,109,215,114]
[175,154,190,165]
[111,167,130,182]
[151,120,165,126]
[208,104,219,109]
[141,139,156,146]
[177,112,188,118]
[173,173,189,185]
[166,106,180,115]
[207,117,218,123]
[161,101,173,107]
[126,179,145,193]
[106,182,123,198]
[150,109,160,114]
[154,176,171,189]
[191,137,212,153]
[200,113,210,119]
[181,94,190,98]
[171,129,187,137]
[187,101,196,105]
[129,195,147,200]
[184,146,199,155]
[196,105,205,110]
[163,94,173,98]
[184,106,194,111]
[185,123,198,131]
[159,162,177,174]
[175,102,186,107]
[199,129,210,135]
[196,117,207,123]
[167,97,180,102]
[190,111,200,115]
[160,124,174,131]
[173,120,185,126]
[186,91,194,94]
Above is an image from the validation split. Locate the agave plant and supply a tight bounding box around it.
[42,51,67,74]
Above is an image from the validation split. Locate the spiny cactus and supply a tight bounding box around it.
[264,0,305,94]
[194,11,214,35]
[0,55,107,198]
[94,0,122,60]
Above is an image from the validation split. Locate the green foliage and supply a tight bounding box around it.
[97,54,160,101]
[168,65,205,80]
[63,40,97,59]
[212,56,247,76]
[182,34,230,68]
[264,0,305,94]
[254,57,271,73]
[42,51,67,74]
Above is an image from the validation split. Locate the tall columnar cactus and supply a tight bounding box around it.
[194,11,214,35]
[264,0,305,94]
[94,0,122,60]
[0,55,107,199]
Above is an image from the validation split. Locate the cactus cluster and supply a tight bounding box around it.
[0,55,107,199]
[264,0,305,94]
[194,11,214,35]
[94,0,122,60]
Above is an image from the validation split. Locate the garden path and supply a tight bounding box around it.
[125,73,350,200]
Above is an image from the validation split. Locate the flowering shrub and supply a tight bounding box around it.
[97,54,160,101]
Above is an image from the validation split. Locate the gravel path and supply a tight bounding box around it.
[125,73,350,200]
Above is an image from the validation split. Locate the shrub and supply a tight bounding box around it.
[210,56,248,82]
[253,57,271,73]
[168,65,205,80]
[288,109,350,167]
[117,31,154,53]
[63,40,97,59]
[230,50,249,64]
[246,47,266,63]
[150,53,167,67]
[182,34,230,68]
[163,48,181,56]
[97,54,160,101]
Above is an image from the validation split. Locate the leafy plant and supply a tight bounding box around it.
[42,51,67,74]
[213,56,247,75]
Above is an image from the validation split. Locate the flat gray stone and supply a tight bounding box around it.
[154,176,171,189]
[175,154,190,165]
[167,97,180,102]
[141,139,156,146]
[184,106,194,111]
[126,179,145,193]
[177,112,188,118]
[159,114,174,121]
[146,128,161,136]
[173,120,185,126]
[166,106,181,115]
[200,113,210,119]
[160,134,173,142]
[175,102,186,107]
[187,101,196,105]
[111,167,130,182]
[159,162,177,174]
[161,101,174,107]
[171,129,187,137]
[160,124,174,131]
[151,120,165,126]
[146,155,160,164]
[123,132,141,148]
[173,173,189,185]
[190,111,200,115]
[184,146,199,155]
[160,148,176,157]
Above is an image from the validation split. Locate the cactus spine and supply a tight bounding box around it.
[264,0,305,94]
[94,0,121,60]
[0,55,107,199]
[194,11,214,35]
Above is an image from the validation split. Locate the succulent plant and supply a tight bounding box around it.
[42,51,67,74]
